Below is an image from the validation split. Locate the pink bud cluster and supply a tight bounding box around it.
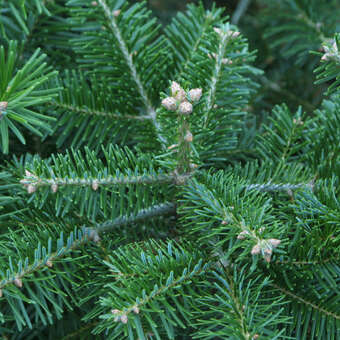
[213,27,240,39]
[251,239,281,263]
[111,305,139,324]
[161,81,202,115]
[208,53,233,65]
[321,41,339,61]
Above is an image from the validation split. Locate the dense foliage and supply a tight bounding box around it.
[0,0,339,339]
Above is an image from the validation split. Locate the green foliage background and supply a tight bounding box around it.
[0,0,339,339]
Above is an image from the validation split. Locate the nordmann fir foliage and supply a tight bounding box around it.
[0,0,339,339]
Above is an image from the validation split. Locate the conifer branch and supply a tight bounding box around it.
[223,270,251,340]
[246,181,314,192]
[0,227,94,292]
[271,283,340,320]
[52,101,151,121]
[296,8,326,42]
[274,258,338,265]
[97,0,167,147]
[20,172,176,191]
[111,261,206,322]
[179,14,212,76]
[203,30,230,127]
[0,202,176,295]
[94,202,176,232]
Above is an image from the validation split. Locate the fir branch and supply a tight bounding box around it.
[203,28,230,127]
[274,258,339,265]
[94,202,176,232]
[0,226,93,292]
[97,0,167,147]
[246,181,314,192]
[52,101,151,121]
[20,172,176,190]
[223,269,252,339]
[271,283,340,320]
[296,6,326,42]
[111,261,206,320]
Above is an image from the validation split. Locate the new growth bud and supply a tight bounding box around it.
[51,184,58,193]
[251,244,261,255]
[268,239,281,248]
[171,81,186,102]
[213,27,222,35]
[132,305,140,314]
[0,102,8,110]
[184,131,193,142]
[25,170,34,177]
[162,97,177,111]
[27,184,37,194]
[89,229,101,243]
[237,230,250,240]
[120,314,128,324]
[188,88,202,102]
[213,27,240,39]
[179,101,193,115]
[92,180,99,191]
[14,278,23,288]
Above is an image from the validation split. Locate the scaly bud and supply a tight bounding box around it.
[268,239,281,248]
[113,9,121,17]
[213,27,222,35]
[161,97,177,111]
[0,289,2,297]
[222,58,233,65]
[179,101,193,115]
[0,101,8,110]
[321,54,329,61]
[188,88,202,102]
[184,131,193,142]
[92,180,99,191]
[237,230,250,240]
[111,309,120,314]
[229,30,240,38]
[171,82,186,102]
[25,170,34,177]
[214,27,240,39]
[14,278,23,288]
[120,314,128,324]
[132,305,140,314]
[251,244,261,255]
[89,229,101,243]
[46,260,53,268]
[264,253,272,263]
[27,184,36,194]
[51,184,58,193]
